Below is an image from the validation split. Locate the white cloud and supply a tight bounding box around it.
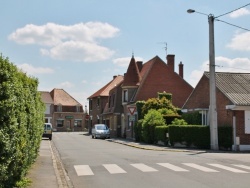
[229,8,250,18]
[227,32,250,51]
[188,56,250,87]
[17,63,54,75]
[113,56,144,67]
[9,22,120,62]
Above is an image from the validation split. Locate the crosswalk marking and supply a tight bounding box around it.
[74,165,94,176]
[232,164,250,170]
[103,164,127,174]
[157,163,189,172]
[73,163,250,176]
[131,163,158,172]
[208,164,249,173]
[183,163,219,172]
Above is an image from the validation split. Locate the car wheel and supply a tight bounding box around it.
[49,136,52,140]
[92,134,94,139]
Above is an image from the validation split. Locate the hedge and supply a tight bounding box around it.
[168,125,233,149]
[0,55,45,187]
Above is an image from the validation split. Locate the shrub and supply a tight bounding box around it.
[155,126,168,145]
[142,109,166,144]
[134,120,143,142]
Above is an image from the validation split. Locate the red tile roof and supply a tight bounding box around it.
[88,75,124,98]
[50,88,82,106]
[40,91,54,104]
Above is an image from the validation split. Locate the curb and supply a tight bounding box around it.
[50,141,74,188]
[107,139,206,154]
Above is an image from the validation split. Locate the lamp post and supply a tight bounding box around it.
[187,9,219,150]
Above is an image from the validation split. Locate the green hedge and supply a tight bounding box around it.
[0,55,45,187]
[155,126,168,145]
[168,125,232,149]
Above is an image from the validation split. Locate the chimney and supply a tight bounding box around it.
[136,61,143,72]
[179,61,183,78]
[167,54,175,72]
[113,75,117,79]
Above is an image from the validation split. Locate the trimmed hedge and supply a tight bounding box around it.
[168,125,233,150]
[0,55,45,187]
[155,126,168,145]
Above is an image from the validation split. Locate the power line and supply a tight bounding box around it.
[215,18,250,32]
[215,3,250,18]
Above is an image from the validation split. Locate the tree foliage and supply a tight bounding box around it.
[0,54,45,187]
[142,109,166,144]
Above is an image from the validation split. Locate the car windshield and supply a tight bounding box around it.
[96,125,108,130]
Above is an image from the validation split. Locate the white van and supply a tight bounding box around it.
[92,124,110,139]
[43,123,53,140]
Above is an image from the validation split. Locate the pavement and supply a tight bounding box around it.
[26,135,206,188]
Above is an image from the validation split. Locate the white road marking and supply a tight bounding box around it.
[208,164,249,173]
[131,163,158,172]
[74,165,94,176]
[232,164,250,170]
[183,163,219,172]
[157,163,189,172]
[103,164,127,174]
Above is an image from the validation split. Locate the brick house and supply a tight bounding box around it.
[120,54,193,139]
[87,75,124,133]
[41,89,85,131]
[182,72,250,151]
[40,91,54,124]
[91,54,193,139]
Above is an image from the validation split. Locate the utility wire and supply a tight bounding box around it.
[215,3,250,18]
[215,18,250,32]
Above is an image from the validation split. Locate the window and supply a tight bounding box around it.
[112,93,115,107]
[57,105,62,112]
[76,105,80,112]
[97,97,100,106]
[89,100,92,111]
[123,90,128,103]
[74,119,82,127]
[57,120,64,127]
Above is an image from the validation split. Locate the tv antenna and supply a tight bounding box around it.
[158,42,167,55]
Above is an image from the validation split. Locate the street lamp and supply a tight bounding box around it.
[187,9,219,150]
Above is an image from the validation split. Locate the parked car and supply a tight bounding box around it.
[43,123,53,140]
[92,124,110,139]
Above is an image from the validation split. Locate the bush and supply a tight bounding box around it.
[168,125,210,149]
[0,54,45,187]
[142,109,166,144]
[218,126,232,150]
[155,126,168,145]
[134,120,143,142]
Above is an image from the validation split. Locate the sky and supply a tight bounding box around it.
[1,0,250,108]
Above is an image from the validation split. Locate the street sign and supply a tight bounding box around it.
[128,106,136,115]
[129,115,135,121]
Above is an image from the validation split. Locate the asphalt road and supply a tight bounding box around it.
[52,132,250,188]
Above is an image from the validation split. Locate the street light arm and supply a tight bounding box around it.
[187,9,209,16]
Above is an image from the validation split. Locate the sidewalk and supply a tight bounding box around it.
[27,140,58,188]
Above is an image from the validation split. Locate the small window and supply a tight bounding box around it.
[57,105,62,112]
[89,100,93,111]
[57,120,64,127]
[97,97,100,106]
[76,105,80,112]
[74,120,82,127]
[123,90,128,103]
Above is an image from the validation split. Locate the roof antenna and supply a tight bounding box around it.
[157,42,167,56]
